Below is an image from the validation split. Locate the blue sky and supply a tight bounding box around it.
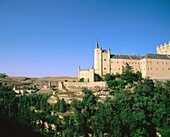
[0,0,170,77]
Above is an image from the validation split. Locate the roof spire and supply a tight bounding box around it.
[108,46,110,50]
[95,40,99,48]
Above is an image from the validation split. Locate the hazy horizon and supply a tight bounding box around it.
[1,0,170,77]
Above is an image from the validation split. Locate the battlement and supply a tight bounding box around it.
[157,41,170,55]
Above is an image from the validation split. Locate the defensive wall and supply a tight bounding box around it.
[58,81,107,91]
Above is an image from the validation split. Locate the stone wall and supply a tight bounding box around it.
[58,81,107,92]
[63,81,107,88]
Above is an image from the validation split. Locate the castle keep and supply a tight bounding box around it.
[78,41,170,81]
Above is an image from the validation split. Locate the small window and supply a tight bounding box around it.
[119,68,120,70]
[104,59,106,61]
[162,62,164,64]
[162,68,164,70]
[117,61,119,63]
[157,62,158,64]
[150,68,152,70]
[150,62,152,63]
[104,68,106,70]
[156,68,158,70]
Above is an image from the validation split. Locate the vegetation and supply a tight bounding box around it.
[105,63,143,95]
[0,73,8,78]
[78,78,84,82]
[0,65,169,136]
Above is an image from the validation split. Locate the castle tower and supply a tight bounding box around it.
[94,40,102,76]
[89,64,94,82]
[78,66,80,80]
[107,46,111,74]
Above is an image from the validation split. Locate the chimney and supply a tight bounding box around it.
[169,41,170,45]
[160,44,163,47]
[119,53,121,56]
[138,53,140,56]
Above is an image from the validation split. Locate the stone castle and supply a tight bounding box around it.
[78,41,170,82]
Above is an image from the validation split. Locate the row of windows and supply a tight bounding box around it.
[104,67,170,71]
[146,61,168,64]
[147,68,169,70]
[109,60,168,65]
[111,61,140,64]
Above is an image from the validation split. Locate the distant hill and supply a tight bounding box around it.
[38,76,78,82]
[0,76,78,87]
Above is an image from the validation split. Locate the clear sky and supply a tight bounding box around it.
[0,0,170,77]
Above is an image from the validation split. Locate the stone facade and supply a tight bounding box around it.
[78,40,170,81]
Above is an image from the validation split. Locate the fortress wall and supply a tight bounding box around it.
[63,81,107,88]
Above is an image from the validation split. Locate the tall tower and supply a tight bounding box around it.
[107,46,111,73]
[94,40,102,76]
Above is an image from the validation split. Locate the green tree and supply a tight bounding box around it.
[104,73,115,81]
[0,73,8,78]
[79,78,84,82]
[59,98,67,113]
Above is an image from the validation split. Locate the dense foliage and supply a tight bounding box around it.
[105,63,143,95]
[0,73,8,78]
[0,77,169,136]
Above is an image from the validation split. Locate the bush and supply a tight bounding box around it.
[0,73,8,78]
[104,73,115,81]
[78,78,84,82]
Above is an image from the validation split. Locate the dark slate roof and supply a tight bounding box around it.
[110,55,144,59]
[110,53,170,60]
[102,49,108,53]
[144,54,170,59]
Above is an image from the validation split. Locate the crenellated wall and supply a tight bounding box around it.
[157,41,170,55]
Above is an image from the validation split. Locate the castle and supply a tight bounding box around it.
[78,41,170,81]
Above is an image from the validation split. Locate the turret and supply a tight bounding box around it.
[95,40,99,48]
[108,46,111,73]
[89,64,94,82]
[100,46,102,50]
[78,66,81,80]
